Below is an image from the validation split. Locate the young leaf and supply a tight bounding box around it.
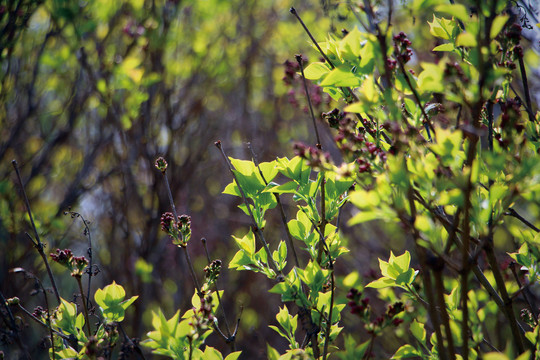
[304,62,331,80]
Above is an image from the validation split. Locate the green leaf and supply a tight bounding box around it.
[490,15,509,39]
[55,348,79,359]
[267,181,298,194]
[232,229,256,256]
[392,251,411,272]
[94,282,137,322]
[428,15,455,40]
[483,354,510,360]
[435,4,469,23]
[224,351,242,360]
[391,344,422,359]
[348,211,380,225]
[339,27,364,59]
[365,277,395,289]
[456,32,477,47]
[418,62,444,93]
[229,158,256,176]
[288,219,307,240]
[229,250,253,270]
[267,344,281,360]
[201,346,224,360]
[320,65,362,87]
[223,181,241,197]
[120,296,138,311]
[410,320,426,342]
[304,62,330,80]
[432,43,454,52]
[232,169,265,197]
[259,161,278,183]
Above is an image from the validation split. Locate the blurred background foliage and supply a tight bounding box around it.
[1,0,538,358]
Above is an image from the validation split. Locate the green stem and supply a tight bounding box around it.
[76,276,92,336]
[317,174,327,264]
[322,267,335,360]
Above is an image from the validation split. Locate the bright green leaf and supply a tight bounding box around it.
[490,15,509,39]
[304,62,330,80]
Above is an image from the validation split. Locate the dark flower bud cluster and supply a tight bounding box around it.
[160,212,175,233]
[499,97,523,134]
[204,259,222,286]
[155,157,168,173]
[331,114,387,174]
[71,256,89,278]
[365,301,405,335]
[293,142,331,170]
[346,288,370,318]
[122,20,146,39]
[32,306,47,319]
[189,293,215,339]
[386,302,405,325]
[84,336,99,357]
[496,23,523,70]
[322,108,345,129]
[507,23,522,44]
[160,212,192,247]
[104,323,119,348]
[443,62,469,84]
[347,288,404,335]
[393,32,413,64]
[520,308,537,327]
[387,58,397,70]
[50,248,73,266]
[50,249,89,278]
[513,45,524,60]
[283,59,301,85]
[283,57,331,115]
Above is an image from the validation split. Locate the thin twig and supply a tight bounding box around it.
[159,166,202,295]
[215,141,280,275]
[11,268,57,359]
[505,208,540,232]
[517,55,534,123]
[12,160,61,304]
[0,292,32,359]
[289,8,335,69]
[17,304,70,340]
[509,83,536,123]
[201,238,235,351]
[510,262,538,324]
[322,261,335,360]
[484,241,525,353]
[394,49,433,142]
[118,323,147,360]
[248,144,300,268]
[66,211,94,314]
[406,191,448,360]
[296,55,321,148]
[433,265,456,359]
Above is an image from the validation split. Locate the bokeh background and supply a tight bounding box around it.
[1,0,539,358]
